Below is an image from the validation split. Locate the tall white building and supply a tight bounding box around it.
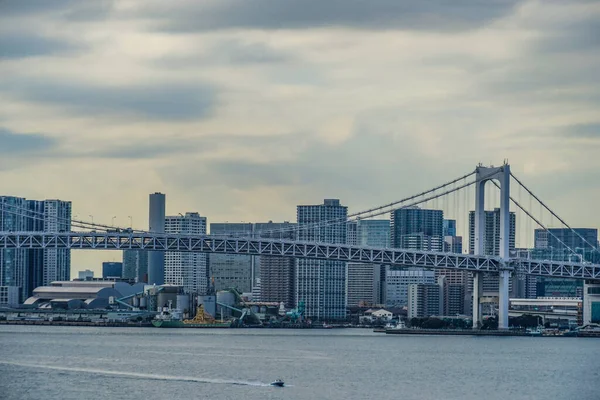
[297,199,347,320]
[164,212,208,294]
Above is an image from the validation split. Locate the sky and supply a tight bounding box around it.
[0,0,598,277]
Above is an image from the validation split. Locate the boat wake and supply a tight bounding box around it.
[0,361,270,387]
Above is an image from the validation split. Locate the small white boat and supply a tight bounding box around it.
[270,379,284,387]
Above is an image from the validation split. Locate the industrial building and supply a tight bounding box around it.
[23,281,145,309]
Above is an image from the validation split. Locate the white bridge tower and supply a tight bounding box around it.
[473,162,511,330]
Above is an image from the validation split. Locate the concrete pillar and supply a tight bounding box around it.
[472,272,481,328]
[498,165,511,329]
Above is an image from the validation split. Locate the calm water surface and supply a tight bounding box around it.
[0,326,598,400]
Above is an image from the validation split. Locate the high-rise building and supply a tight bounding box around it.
[356,219,390,248]
[0,196,71,302]
[102,262,123,279]
[408,280,443,318]
[148,192,165,285]
[297,199,347,320]
[122,250,148,283]
[443,219,457,237]
[534,228,598,256]
[256,221,296,308]
[386,269,436,307]
[209,223,254,293]
[532,228,598,298]
[391,207,444,251]
[346,220,390,306]
[468,208,516,294]
[165,212,208,294]
[0,196,29,301]
[468,209,516,257]
[346,263,382,307]
[42,200,72,285]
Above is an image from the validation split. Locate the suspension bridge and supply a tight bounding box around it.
[1,163,599,329]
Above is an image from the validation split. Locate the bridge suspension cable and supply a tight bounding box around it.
[510,172,600,255]
[213,170,480,238]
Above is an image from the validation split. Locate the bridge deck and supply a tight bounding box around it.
[0,232,598,280]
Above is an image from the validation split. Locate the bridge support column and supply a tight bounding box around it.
[498,270,509,329]
[475,163,511,330]
[472,272,481,329]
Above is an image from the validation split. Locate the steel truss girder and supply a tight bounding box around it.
[2,232,599,279]
[0,231,503,273]
[512,258,600,280]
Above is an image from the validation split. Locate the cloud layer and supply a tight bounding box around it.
[0,0,598,275]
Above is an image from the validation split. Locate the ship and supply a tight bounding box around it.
[152,305,231,328]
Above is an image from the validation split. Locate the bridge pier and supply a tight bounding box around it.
[498,270,510,329]
[475,163,511,330]
[472,272,482,329]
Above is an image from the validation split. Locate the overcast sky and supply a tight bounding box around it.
[0,0,598,276]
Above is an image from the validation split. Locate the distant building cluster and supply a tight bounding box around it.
[1,191,599,326]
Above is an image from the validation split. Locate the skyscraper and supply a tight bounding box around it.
[42,200,71,285]
[0,196,71,301]
[391,207,444,251]
[256,221,296,308]
[164,212,208,294]
[209,223,254,293]
[148,192,165,285]
[297,199,347,320]
[0,196,30,301]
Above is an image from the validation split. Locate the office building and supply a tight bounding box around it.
[583,280,600,325]
[256,221,296,308]
[297,199,347,320]
[346,220,390,306]
[534,228,598,257]
[0,286,19,307]
[78,269,94,280]
[209,223,254,293]
[443,219,457,237]
[148,192,165,285]
[102,262,123,279]
[408,280,443,318]
[346,263,382,307]
[165,212,208,294]
[1,196,71,302]
[391,207,444,251]
[0,196,29,301]
[386,269,435,307]
[122,250,148,283]
[532,228,598,298]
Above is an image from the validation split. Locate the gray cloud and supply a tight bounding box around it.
[535,16,600,54]
[0,128,58,154]
[1,79,217,121]
[0,33,82,59]
[560,123,600,139]
[140,0,518,33]
[0,0,113,21]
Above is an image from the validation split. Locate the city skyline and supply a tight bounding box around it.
[0,1,598,274]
